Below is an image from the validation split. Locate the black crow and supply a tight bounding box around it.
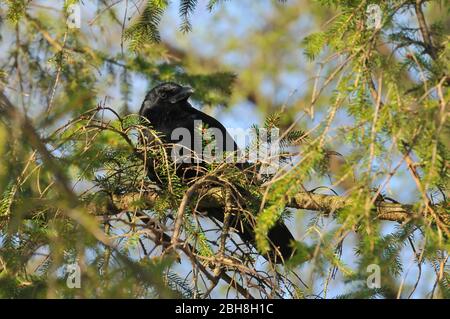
[139,82,295,263]
[139,82,240,171]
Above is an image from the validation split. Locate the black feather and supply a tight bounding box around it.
[139,82,295,263]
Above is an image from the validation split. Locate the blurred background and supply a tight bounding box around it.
[0,0,448,298]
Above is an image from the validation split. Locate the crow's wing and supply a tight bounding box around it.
[166,106,240,161]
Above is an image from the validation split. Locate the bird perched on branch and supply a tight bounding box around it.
[139,82,295,263]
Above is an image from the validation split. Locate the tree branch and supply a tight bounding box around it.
[90,187,449,230]
[414,0,437,59]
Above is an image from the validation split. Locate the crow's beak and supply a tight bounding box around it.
[169,86,194,103]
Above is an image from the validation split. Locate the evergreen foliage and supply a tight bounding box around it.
[0,0,448,299]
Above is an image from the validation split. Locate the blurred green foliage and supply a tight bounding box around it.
[0,0,448,299]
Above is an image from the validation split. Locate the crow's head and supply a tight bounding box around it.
[140,82,194,115]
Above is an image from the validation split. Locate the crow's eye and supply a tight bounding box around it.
[159,91,168,99]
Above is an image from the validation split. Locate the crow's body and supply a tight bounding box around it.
[139,82,294,263]
[141,96,238,150]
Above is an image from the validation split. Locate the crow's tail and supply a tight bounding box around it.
[207,207,295,264]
